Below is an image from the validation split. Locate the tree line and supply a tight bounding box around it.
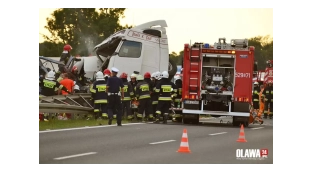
[40,8,132,57]
[40,8,272,70]
[169,35,273,70]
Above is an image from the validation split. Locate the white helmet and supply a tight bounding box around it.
[136,75,144,81]
[130,73,137,79]
[254,82,259,85]
[74,84,80,90]
[151,72,156,78]
[46,71,55,80]
[161,71,169,78]
[96,71,104,81]
[155,71,161,80]
[220,81,224,85]
[174,75,181,83]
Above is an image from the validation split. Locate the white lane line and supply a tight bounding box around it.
[209,132,227,136]
[54,152,97,160]
[39,123,146,133]
[149,140,176,145]
[251,127,264,130]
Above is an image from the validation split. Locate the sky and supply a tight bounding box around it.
[39,8,273,54]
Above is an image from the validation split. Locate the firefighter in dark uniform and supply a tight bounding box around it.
[106,67,124,126]
[264,82,273,119]
[59,44,72,67]
[39,71,71,121]
[120,72,135,120]
[135,75,153,121]
[151,71,161,118]
[154,71,177,124]
[90,71,109,121]
[172,75,183,122]
[252,82,260,114]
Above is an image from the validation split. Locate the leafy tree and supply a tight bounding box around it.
[41,8,132,56]
[39,41,63,57]
[248,35,273,70]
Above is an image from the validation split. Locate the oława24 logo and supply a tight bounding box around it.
[236,149,268,160]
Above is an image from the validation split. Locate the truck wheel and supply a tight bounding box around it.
[168,58,177,80]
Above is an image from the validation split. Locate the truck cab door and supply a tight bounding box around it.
[109,40,143,75]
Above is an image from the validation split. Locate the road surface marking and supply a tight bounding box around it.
[40,123,146,133]
[251,127,264,130]
[149,140,176,145]
[209,132,227,136]
[54,152,97,160]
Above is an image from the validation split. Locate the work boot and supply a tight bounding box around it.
[163,115,168,124]
[269,115,273,119]
[263,114,268,119]
[108,118,112,125]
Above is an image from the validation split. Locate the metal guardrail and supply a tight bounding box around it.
[39,93,93,114]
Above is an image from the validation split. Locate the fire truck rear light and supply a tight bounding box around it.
[232,51,235,54]
[191,95,195,99]
[185,95,188,99]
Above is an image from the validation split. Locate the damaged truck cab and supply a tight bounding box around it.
[93,20,177,79]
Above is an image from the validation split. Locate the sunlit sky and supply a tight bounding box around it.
[39,8,273,53]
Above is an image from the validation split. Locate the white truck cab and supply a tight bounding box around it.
[93,20,177,79]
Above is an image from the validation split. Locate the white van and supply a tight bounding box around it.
[93,20,177,79]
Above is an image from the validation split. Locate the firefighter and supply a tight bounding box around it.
[151,71,161,118]
[252,82,260,114]
[258,85,265,118]
[120,72,135,120]
[106,67,124,126]
[267,82,273,119]
[129,73,138,117]
[174,75,182,106]
[90,71,109,121]
[264,82,273,119]
[39,71,71,121]
[59,44,72,67]
[135,75,153,121]
[154,71,177,124]
[129,73,138,88]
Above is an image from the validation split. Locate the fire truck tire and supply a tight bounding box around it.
[168,58,177,80]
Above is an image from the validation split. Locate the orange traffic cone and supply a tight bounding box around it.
[237,124,247,142]
[177,129,191,153]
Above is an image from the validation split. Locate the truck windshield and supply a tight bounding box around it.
[96,37,122,57]
[119,40,142,58]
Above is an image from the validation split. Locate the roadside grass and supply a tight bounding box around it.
[39,117,130,131]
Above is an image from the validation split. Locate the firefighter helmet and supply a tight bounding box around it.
[64,44,72,51]
[161,71,169,78]
[144,72,151,79]
[96,71,104,80]
[120,72,128,79]
[136,75,144,81]
[154,71,161,80]
[103,69,111,76]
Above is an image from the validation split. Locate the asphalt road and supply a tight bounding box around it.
[39,118,273,164]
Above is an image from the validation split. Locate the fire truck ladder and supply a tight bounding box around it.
[188,44,202,98]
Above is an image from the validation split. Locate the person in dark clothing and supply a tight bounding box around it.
[135,75,153,121]
[120,72,134,120]
[151,71,161,118]
[252,82,260,113]
[172,75,183,122]
[90,71,109,121]
[39,71,71,96]
[59,44,72,67]
[106,67,124,126]
[264,82,273,119]
[154,71,177,124]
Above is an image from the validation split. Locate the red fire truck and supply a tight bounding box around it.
[181,38,255,127]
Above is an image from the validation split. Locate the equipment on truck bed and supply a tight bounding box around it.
[181,38,255,127]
